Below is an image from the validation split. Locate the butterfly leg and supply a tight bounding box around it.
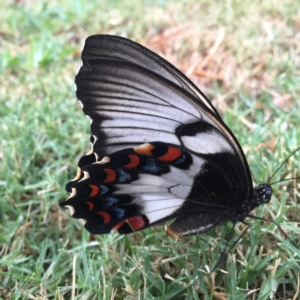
[210,223,252,273]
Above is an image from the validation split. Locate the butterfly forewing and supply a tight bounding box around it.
[81,35,219,116]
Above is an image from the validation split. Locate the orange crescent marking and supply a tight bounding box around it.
[89,184,99,197]
[158,147,181,162]
[113,216,146,232]
[103,168,116,182]
[134,143,155,156]
[85,201,94,211]
[124,154,140,168]
[97,211,111,224]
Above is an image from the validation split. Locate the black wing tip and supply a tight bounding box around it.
[83,34,132,52]
[85,34,126,43]
[82,35,149,60]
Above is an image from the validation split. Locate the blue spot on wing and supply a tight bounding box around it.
[104,196,118,207]
[117,169,132,182]
[112,207,125,219]
[143,157,163,174]
[99,184,109,195]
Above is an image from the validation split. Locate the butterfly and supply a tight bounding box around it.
[60,34,273,239]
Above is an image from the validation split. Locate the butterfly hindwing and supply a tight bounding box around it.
[62,141,245,235]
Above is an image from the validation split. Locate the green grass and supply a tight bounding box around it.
[1,0,299,299]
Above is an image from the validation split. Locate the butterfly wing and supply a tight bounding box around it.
[78,34,219,116]
[61,35,253,236]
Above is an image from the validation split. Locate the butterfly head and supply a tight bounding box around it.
[254,183,273,205]
[237,183,272,222]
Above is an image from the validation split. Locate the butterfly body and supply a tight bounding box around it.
[60,35,272,237]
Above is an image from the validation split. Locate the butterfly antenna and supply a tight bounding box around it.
[268,146,300,184]
[247,215,297,248]
[270,176,300,186]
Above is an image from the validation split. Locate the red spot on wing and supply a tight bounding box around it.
[134,143,155,156]
[85,201,94,211]
[127,216,146,230]
[103,168,116,182]
[113,216,146,231]
[89,184,99,197]
[158,147,181,162]
[97,211,111,224]
[124,154,140,168]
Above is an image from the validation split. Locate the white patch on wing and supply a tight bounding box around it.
[161,156,205,184]
[142,195,184,224]
[181,131,234,154]
[129,174,176,187]
[134,171,193,187]
[113,169,194,224]
[115,181,192,201]
[185,154,206,177]
[114,184,169,194]
[160,167,193,186]
[169,185,191,199]
[142,194,177,201]
[114,167,194,198]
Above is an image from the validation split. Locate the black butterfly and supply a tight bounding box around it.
[60,35,273,238]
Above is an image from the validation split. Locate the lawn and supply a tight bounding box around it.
[0,0,299,299]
